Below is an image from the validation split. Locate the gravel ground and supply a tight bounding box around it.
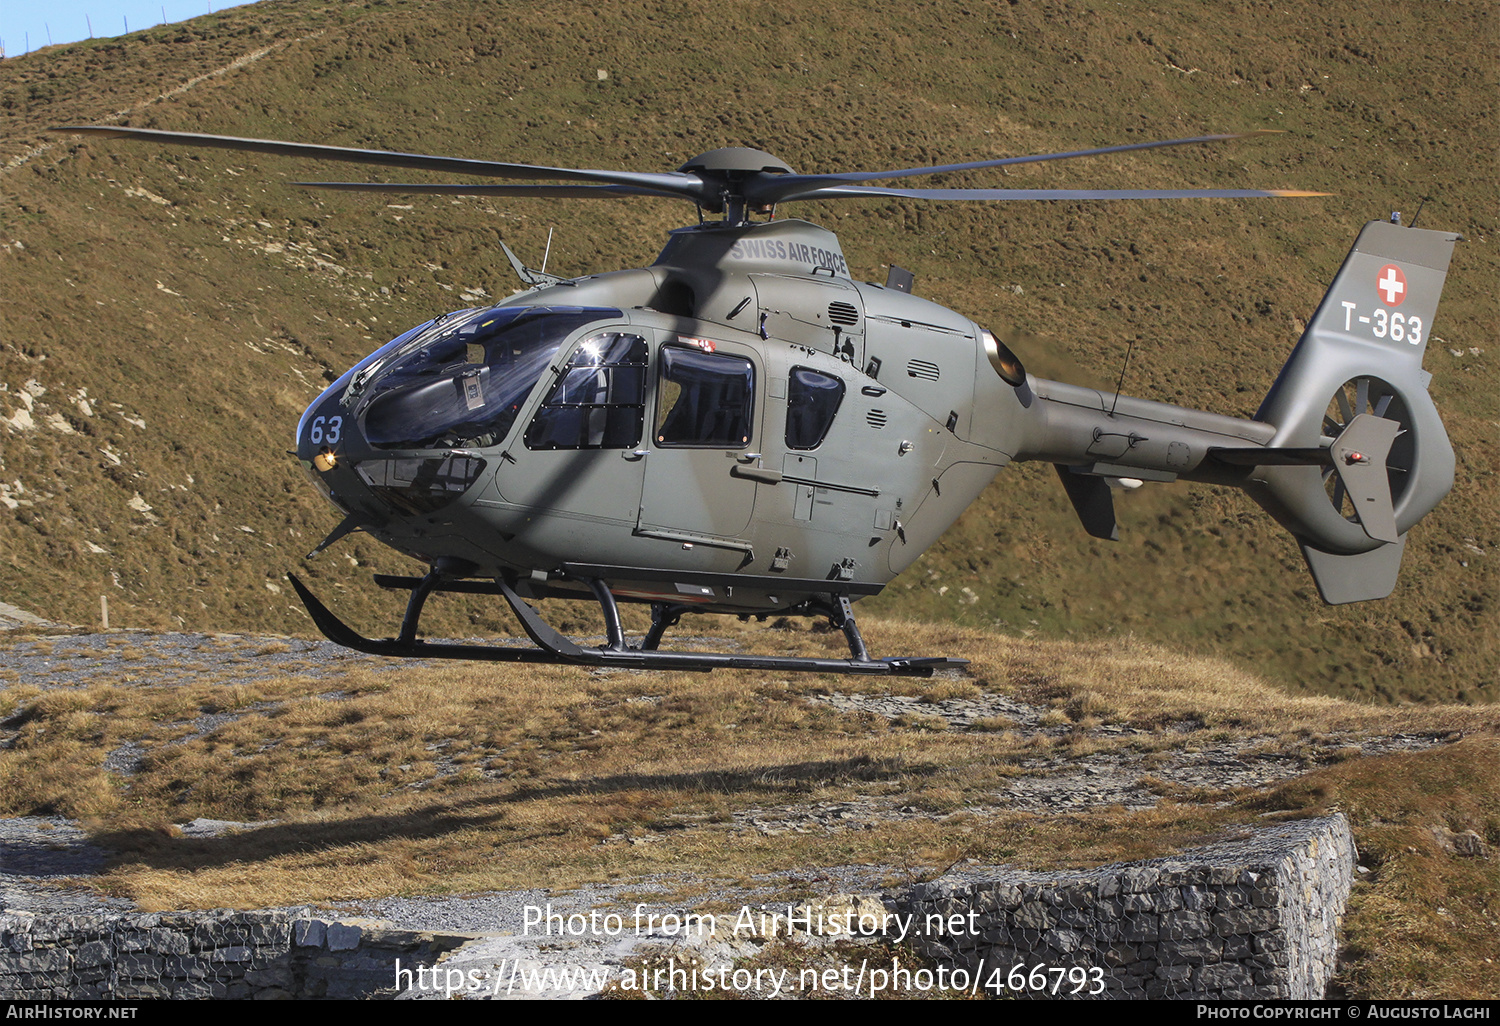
[0,815,137,916]
[0,624,917,931]
[0,629,404,691]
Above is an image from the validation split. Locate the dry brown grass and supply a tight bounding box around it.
[1,619,1495,996]
[1251,735,1500,1000]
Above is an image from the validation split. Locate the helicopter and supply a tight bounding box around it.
[52,125,1460,676]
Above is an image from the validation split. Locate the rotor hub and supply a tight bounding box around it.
[677,148,795,177]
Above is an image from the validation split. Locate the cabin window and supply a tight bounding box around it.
[654,344,755,448]
[785,366,845,450]
[524,332,648,449]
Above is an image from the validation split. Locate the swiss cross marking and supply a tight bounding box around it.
[1376,264,1407,307]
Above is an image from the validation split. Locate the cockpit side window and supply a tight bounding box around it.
[785,366,845,450]
[654,345,755,449]
[524,333,648,450]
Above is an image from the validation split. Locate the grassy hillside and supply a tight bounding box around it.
[0,0,1494,702]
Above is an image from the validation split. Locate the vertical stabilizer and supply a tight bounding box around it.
[1249,219,1460,601]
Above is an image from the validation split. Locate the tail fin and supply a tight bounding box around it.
[1248,218,1461,602]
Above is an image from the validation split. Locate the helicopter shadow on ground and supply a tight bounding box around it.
[87,754,936,875]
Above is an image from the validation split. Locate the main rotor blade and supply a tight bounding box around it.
[746,130,1287,205]
[296,181,686,199]
[773,184,1330,202]
[810,131,1278,185]
[50,125,706,200]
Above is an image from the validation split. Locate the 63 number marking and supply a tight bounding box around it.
[307,415,343,445]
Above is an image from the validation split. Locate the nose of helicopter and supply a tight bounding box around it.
[297,394,490,524]
[295,303,621,525]
[296,394,371,516]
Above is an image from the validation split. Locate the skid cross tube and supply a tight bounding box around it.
[583,577,629,652]
[398,569,442,645]
[287,573,964,676]
[643,602,689,652]
[832,595,872,662]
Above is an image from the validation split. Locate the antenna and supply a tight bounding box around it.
[1109,338,1137,417]
[1408,195,1431,229]
[541,227,554,273]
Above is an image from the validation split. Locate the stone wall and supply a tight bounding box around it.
[893,815,1355,999]
[0,815,1355,1000]
[0,909,470,999]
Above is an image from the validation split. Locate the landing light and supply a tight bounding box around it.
[313,450,338,472]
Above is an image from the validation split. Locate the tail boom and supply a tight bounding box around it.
[1014,218,1459,604]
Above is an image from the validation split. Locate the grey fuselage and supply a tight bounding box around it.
[291,218,1341,613]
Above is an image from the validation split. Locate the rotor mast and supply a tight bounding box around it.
[676,147,795,225]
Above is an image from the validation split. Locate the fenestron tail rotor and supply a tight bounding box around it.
[49,124,1324,223]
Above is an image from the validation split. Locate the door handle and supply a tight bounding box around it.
[731,464,782,484]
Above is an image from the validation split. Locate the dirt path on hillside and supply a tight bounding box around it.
[4,29,326,177]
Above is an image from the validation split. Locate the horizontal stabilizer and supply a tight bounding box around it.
[1212,414,1402,544]
[1210,446,1331,467]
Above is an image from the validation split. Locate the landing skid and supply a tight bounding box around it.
[287,572,964,677]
